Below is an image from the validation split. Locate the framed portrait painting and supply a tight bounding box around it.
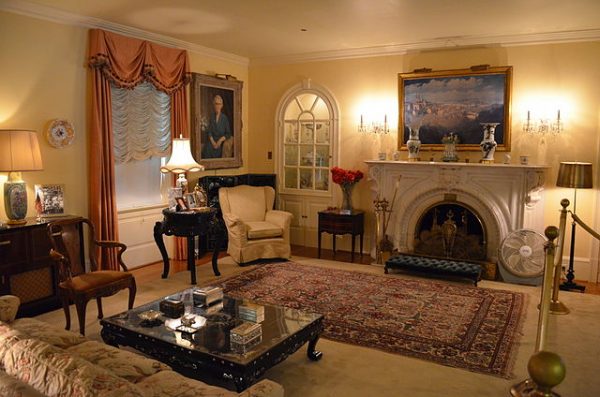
[398,66,512,151]
[191,73,243,169]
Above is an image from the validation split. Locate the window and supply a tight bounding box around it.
[111,82,171,210]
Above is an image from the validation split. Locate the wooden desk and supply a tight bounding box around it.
[153,209,225,285]
[318,210,364,262]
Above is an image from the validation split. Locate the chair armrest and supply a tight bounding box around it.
[95,240,128,271]
[266,210,292,243]
[238,379,284,397]
[222,213,248,244]
[0,295,21,323]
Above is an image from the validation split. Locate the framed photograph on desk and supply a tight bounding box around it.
[34,184,65,217]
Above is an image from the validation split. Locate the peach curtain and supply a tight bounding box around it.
[88,29,190,269]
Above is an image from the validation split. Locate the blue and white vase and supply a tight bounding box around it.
[406,128,421,161]
[480,123,499,163]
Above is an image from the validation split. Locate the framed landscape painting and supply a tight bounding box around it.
[191,73,243,169]
[398,66,512,151]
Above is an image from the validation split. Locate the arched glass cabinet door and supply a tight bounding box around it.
[279,85,337,196]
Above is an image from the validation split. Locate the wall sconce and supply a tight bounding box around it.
[523,110,563,135]
[358,114,390,135]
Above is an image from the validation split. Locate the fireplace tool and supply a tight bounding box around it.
[373,178,400,265]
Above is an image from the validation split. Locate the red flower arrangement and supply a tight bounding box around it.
[330,167,364,186]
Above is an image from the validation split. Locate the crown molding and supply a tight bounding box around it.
[0,0,249,66]
[250,29,600,66]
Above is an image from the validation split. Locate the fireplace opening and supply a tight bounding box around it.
[413,201,487,261]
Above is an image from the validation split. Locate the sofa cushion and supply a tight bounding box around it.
[67,340,171,383]
[137,370,237,397]
[0,371,46,397]
[11,318,87,349]
[0,295,20,323]
[246,221,283,240]
[3,338,144,397]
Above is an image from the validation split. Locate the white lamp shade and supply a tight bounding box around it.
[160,137,204,174]
[0,130,44,171]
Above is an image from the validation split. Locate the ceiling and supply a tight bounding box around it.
[10,0,600,61]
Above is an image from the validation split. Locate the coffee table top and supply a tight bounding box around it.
[101,288,323,366]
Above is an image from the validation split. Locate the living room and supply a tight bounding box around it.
[1,1,600,396]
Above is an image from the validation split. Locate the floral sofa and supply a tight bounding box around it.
[0,296,284,397]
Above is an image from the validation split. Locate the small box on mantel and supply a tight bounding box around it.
[193,286,223,307]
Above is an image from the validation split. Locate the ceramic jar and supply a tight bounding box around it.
[406,128,421,161]
[480,123,499,163]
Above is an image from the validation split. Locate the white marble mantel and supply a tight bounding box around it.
[365,160,550,262]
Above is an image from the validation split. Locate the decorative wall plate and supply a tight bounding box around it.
[46,119,75,148]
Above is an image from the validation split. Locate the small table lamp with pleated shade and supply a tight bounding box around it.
[160,135,204,194]
[0,130,44,225]
[556,161,593,292]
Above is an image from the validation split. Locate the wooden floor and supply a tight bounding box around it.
[132,245,600,295]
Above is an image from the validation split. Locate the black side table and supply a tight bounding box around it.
[154,208,224,284]
[318,210,364,262]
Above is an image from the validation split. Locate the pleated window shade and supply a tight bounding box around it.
[112,82,172,210]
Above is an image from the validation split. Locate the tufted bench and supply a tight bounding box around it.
[385,254,482,286]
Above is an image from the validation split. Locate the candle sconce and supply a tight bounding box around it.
[358,114,390,135]
[523,110,563,135]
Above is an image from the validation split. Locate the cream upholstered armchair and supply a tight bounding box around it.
[219,185,292,264]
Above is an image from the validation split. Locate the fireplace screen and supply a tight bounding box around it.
[413,202,486,261]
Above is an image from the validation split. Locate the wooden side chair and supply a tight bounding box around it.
[47,218,136,335]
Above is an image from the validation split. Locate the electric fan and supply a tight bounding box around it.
[498,229,546,285]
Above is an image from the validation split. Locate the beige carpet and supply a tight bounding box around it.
[35,256,600,397]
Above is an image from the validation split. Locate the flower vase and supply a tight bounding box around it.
[341,184,354,212]
[406,128,421,161]
[480,123,499,163]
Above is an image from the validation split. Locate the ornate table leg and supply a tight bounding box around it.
[209,215,223,276]
[307,335,323,361]
[187,236,197,285]
[153,221,170,279]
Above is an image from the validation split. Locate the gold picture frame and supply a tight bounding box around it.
[398,66,512,151]
[191,73,243,169]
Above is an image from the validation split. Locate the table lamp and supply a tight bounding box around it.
[160,135,204,194]
[556,161,593,292]
[0,130,44,225]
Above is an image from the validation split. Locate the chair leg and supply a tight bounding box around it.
[128,279,137,310]
[96,297,103,319]
[61,296,71,331]
[74,299,89,336]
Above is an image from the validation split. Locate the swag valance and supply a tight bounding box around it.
[88,29,190,93]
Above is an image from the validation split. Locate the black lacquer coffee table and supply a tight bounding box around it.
[100,289,324,391]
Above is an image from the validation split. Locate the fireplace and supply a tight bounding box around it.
[365,161,549,263]
[414,199,487,261]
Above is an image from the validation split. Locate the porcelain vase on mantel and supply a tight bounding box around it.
[406,128,421,161]
[480,123,499,163]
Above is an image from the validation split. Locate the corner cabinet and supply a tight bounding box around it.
[0,216,84,317]
[275,79,340,247]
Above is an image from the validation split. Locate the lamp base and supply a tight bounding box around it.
[549,300,570,315]
[559,281,585,292]
[3,180,28,225]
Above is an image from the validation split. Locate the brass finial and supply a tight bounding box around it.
[545,226,559,241]
[560,198,570,209]
[527,351,566,393]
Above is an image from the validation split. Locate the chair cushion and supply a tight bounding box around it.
[60,271,132,292]
[246,221,283,240]
[225,185,267,222]
[67,341,171,384]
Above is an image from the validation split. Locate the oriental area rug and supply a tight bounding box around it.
[217,261,526,378]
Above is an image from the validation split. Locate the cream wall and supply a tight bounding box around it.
[0,11,249,222]
[248,43,600,273]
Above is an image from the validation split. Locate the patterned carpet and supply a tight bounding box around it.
[217,262,526,378]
